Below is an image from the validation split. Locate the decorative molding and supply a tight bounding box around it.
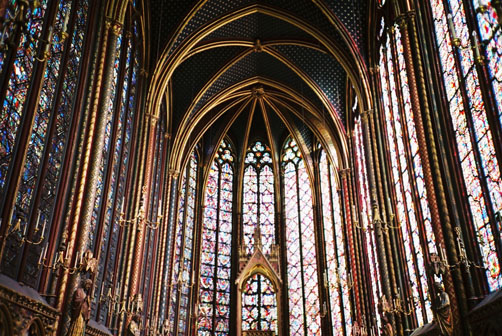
[0,281,59,335]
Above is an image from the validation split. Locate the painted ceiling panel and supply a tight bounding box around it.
[272,44,346,123]
[171,46,248,127]
[187,51,325,122]
[201,12,314,42]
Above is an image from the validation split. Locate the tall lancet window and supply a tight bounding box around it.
[198,140,234,336]
[471,0,502,123]
[282,137,321,335]
[319,149,352,334]
[430,0,502,289]
[379,26,435,323]
[168,150,198,335]
[242,141,275,255]
[242,273,278,333]
[353,116,381,327]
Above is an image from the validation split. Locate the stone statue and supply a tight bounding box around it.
[66,279,92,336]
[127,314,141,336]
[380,313,394,336]
[433,282,453,336]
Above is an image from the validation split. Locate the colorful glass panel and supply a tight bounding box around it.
[243,141,275,255]
[168,151,197,335]
[319,150,351,334]
[242,273,277,333]
[282,138,321,336]
[198,140,234,336]
[0,0,47,191]
[430,0,502,289]
[472,0,502,126]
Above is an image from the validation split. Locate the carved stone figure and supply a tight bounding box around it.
[127,314,141,336]
[433,282,453,336]
[65,279,92,336]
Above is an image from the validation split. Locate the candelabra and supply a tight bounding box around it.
[38,246,97,275]
[380,292,414,316]
[0,211,47,246]
[1,1,71,60]
[447,4,502,65]
[431,229,485,271]
[119,187,163,230]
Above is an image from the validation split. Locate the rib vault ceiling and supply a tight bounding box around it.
[144,0,372,172]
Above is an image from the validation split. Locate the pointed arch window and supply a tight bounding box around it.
[378,25,436,323]
[167,150,198,335]
[241,273,278,333]
[471,0,502,124]
[429,0,502,290]
[243,141,275,255]
[282,137,321,336]
[198,140,234,336]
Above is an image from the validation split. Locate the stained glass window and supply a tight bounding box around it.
[378,26,436,323]
[319,150,352,334]
[472,0,502,124]
[198,139,234,336]
[242,273,277,333]
[353,117,381,328]
[430,0,502,289]
[282,137,321,336]
[242,141,275,255]
[168,150,198,335]
[0,0,48,191]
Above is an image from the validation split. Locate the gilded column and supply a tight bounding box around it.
[339,169,361,322]
[129,114,159,300]
[398,12,465,331]
[361,109,400,331]
[55,16,123,334]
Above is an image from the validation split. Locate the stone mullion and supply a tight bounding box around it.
[54,14,122,334]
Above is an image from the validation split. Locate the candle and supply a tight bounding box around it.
[75,251,80,267]
[40,218,46,238]
[23,222,28,236]
[62,9,70,33]
[472,31,481,60]
[35,210,40,231]
[447,14,458,44]
[38,246,44,264]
